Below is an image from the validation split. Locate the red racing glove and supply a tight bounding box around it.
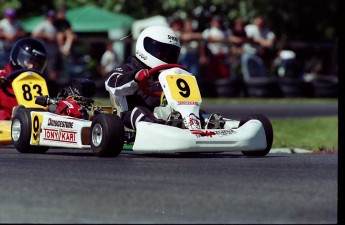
[134,69,150,83]
[134,69,161,97]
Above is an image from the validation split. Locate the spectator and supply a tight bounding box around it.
[0,38,47,120]
[0,8,26,67]
[228,18,247,76]
[32,9,63,94]
[54,8,76,57]
[100,40,119,77]
[179,18,203,76]
[241,15,276,80]
[169,17,184,37]
[202,15,231,79]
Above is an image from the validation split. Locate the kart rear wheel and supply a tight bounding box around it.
[11,108,49,154]
[91,114,125,157]
[239,114,273,157]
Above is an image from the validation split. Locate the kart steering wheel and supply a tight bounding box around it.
[140,64,188,97]
[148,64,188,76]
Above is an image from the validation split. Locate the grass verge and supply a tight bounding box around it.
[271,116,338,151]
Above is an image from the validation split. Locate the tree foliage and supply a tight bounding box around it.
[0,0,337,41]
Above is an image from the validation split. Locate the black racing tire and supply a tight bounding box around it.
[91,114,125,157]
[239,114,273,157]
[278,77,314,98]
[310,76,338,98]
[11,105,25,118]
[214,78,243,98]
[244,77,283,98]
[11,108,49,154]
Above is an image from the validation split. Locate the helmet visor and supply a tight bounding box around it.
[144,37,180,64]
[17,48,47,73]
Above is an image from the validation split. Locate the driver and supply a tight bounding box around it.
[105,26,182,130]
[0,37,47,120]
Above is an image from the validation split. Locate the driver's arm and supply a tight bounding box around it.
[105,65,139,96]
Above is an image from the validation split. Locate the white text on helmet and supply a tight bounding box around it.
[168,35,179,44]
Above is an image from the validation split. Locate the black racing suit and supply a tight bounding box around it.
[105,56,162,129]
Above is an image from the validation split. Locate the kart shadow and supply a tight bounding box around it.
[128,152,287,159]
[44,149,95,157]
[42,150,288,158]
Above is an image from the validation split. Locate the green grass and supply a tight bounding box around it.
[271,116,338,151]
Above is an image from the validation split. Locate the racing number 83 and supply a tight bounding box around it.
[166,75,201,101]
[22,84,43,101]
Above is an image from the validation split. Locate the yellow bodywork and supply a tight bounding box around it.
[0,71,49,145]
[0,120,12,145]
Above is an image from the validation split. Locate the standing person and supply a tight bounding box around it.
[32,9,62,96]
[202,15,231,79]
[0,8,26,67]
[100,40,119,77]
[241,15,276,80]
[54,8,76,57]
[105,26,183,130]
[179,18,203,76]
[0,38,47,120]
[228,18,247,76]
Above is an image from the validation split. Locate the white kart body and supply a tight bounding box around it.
[29,111,91,149]
[132,121,267,153]
[121,67,270,154]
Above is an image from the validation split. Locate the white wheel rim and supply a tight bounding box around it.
[92,124,103,147]
[11,119,21,142]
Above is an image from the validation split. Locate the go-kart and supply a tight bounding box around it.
[6,64,273,157]
[114,64,273,156]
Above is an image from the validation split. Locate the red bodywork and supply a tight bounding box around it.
[55,99,83,118]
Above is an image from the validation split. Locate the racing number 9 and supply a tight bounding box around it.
[176,78,190,98]
[22,84,43,101]
[32,116,40,140]
[167,75,201,102]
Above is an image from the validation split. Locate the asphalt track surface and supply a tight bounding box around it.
[0,101,339,223]
[201,101,338,119]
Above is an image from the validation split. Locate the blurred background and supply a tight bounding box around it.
[0,0,338,98]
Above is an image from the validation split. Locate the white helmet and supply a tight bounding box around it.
[135,26,180,68]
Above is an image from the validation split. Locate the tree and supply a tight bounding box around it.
[0,0,337,41]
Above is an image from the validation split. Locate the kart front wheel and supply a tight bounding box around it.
[11,108,49,154]
[239,114,273,157]
[91,114,125,157]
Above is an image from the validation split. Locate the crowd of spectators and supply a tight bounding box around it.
[169,14,278,81]
[0,7,337,98]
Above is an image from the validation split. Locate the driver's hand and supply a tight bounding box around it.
[0,77,9,88]
[134,69,150,83]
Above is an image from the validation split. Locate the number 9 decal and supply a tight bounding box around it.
[31,113,43,145]
[166,75,201,102]
[176,78,190,98]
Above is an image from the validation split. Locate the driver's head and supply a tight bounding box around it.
[135,26,180,68]
[9,37,48,73]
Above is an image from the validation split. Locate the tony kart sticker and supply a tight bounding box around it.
[43,128,77,143]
